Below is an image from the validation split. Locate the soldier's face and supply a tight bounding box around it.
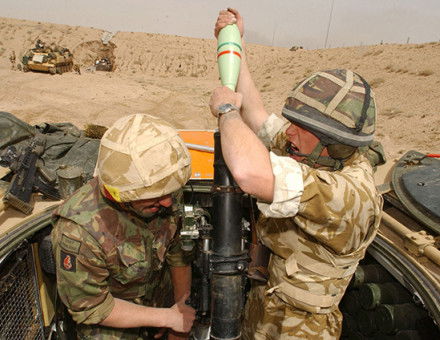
[285,123,328,162]
[130,194,173,217]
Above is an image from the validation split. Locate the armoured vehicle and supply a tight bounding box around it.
[21,41,74,75]
[72,40,116,73]
[0,117,439,339]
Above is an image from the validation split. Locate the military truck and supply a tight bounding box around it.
[0,120,439,339]
[21,41,74,75]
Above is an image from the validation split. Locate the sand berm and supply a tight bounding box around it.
[1,17,439,159]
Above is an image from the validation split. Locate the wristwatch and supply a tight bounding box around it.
[217,103,239,118]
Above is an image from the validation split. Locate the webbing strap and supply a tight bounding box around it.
[355,73,371,132]
[325,70,354,115]
[317,71,345,86]
[285,251,359,279]
[267,282,344,311]
[293,91,327,113]
[282,224,378,280]
[130,114,146,185]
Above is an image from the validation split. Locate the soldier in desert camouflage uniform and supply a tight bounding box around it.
[210,9,383,340]
[9,51,16,70]
[73,64,81,75]
[52,114,195,339]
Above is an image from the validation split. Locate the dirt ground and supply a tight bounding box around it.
[1,16,439,160]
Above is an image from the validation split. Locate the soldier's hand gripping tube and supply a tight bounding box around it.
[210,131,247,340]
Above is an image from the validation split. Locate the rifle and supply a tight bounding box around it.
[0,134,60,214]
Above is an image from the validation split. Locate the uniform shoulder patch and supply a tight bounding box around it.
[60,251,77,272]
[60,234,81,254]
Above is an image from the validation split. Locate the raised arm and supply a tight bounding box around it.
[212,9,275,201]
[215,8,269,133]
[209,86,274,202]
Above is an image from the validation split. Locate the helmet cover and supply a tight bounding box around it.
[95,114,191,202]
[282,69,376,147]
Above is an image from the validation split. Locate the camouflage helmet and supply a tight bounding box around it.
[282,69,376,147]
[95,114,191,202]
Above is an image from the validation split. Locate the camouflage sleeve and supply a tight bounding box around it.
[294,154,383,254]
[257,113,290,151]
[166,238,194,267]
[255,144,382,254]
[51,218,115,324]
[257,152,304,218]
[165,216,194,267]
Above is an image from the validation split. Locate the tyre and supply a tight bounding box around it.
[39,235,56,275]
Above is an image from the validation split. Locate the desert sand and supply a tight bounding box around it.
[0,17,439,160]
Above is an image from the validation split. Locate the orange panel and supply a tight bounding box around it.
[178,130,215,180]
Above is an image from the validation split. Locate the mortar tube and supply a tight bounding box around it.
[210,131,245,340]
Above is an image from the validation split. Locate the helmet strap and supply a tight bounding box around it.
[124,202,171,220]
[101,189,161,220]
[286,141,344,170]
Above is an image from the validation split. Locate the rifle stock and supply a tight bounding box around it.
[1,134,60,215]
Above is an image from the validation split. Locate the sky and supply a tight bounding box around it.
[1,0,440,49]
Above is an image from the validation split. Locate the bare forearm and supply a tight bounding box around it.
[219,112,274,201]
[236,42,269,133]
[100,298,169,328]
[171,265,191,301]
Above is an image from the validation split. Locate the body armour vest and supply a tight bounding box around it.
[258,154,383,314]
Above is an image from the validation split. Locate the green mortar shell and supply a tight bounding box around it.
[217,24,242,91]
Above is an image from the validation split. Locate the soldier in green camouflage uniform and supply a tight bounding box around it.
[52,114,195,340]
[210,9,383,339]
